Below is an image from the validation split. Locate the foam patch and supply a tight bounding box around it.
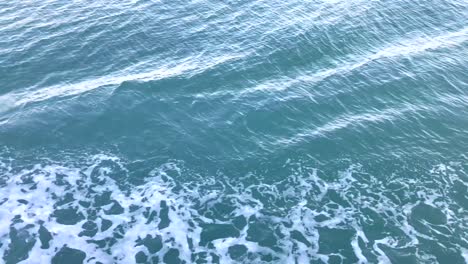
[0,154,467,263]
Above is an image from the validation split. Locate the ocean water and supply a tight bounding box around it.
[0,0,467,263]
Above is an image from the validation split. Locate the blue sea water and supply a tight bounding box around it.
[0,0,467,263]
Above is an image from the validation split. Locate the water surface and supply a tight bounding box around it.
[0,0,467,263]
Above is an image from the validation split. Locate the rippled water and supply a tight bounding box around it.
[1,0,467,263]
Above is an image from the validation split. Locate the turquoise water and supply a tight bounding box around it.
[1,0,467,263]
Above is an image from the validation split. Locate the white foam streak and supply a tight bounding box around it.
[194,26,468,102]
[273,103,426,146]
[373,238,393,264]
[0,53,245,114]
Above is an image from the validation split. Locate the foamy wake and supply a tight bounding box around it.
[0,154,466,263]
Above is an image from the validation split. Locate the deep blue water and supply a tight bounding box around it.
[0,0,467,263]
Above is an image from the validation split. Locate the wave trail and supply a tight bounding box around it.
[0,53,245,114]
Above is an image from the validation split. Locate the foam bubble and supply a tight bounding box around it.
[0,153,467,263]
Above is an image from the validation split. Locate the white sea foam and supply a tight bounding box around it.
[0,154,466,263]
[0,53,245,115]
[192,26,468,103]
